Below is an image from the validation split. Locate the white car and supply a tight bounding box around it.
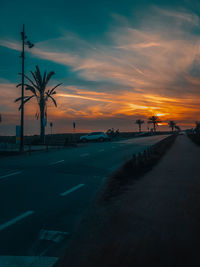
[80,132,109,142]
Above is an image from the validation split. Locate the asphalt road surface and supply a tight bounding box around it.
[0,135,169,258]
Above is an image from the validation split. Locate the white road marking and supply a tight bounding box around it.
[49,160,64,165]
[39,229,69,243]
[60,184,85,197]
[0,171,22,180]
[98,149,105,152]
[0,256,58,265]
[80,153,90,157]
[0,211,34,231]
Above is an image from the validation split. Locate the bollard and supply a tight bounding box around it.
[143,150,148,161]
[147,147,151,158]
[137,152,143,164]
[132,154,137,166]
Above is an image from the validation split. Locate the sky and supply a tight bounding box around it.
[1,0,200,135]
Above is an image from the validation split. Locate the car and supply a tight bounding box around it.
[80,132,109,142]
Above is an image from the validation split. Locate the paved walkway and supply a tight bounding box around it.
[56,135,200,267]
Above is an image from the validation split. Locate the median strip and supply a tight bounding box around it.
[0,210,35,231]
[0,171,22,180]
[60,184,85,197]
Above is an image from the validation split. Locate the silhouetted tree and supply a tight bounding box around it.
[195,121,200,133]
[168,121,176,132]
[148,116,161,132]
[135,119,144,132]
[15,66,61,143]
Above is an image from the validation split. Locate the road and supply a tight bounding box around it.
[0,135,169,258]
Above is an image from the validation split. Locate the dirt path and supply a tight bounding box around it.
[57,135,200,267]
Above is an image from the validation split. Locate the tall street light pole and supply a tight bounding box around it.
[20,24,34,152]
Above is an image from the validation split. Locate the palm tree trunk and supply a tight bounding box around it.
[139,124,141,132]
[153,123,156,132]
[40,103,45,144]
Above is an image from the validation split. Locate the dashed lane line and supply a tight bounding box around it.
[49,160,64,165]
[80,153,90,157]
[60,184,85,197]
[0,171,22,180]
[0,211,35,232]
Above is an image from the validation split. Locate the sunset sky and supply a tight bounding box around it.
[1,0,200,135]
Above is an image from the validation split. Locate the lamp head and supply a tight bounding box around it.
[25,40,34,48]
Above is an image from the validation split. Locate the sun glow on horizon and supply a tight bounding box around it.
[155,113,169,117]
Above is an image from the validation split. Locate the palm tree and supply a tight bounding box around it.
[148,116,161,132]
[15,66,62,143]
[168,121,176,132]
[135,119,144,132]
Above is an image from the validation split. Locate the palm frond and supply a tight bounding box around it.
[49,83,62,95]
[135,119,144,124]
[30,71,41,88]
[49,95,57,107]
[17,83,35,88]
[148,116,161,123]
[19,73,39,90]
[35,65,43,86]
[42,71,47,87]
[15,95,31,102]
[18,95,35,110]
[35,112,39,120]
[45,71,55,86]
[25,85,37,96]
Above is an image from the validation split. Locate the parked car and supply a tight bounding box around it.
[80,132,109,142]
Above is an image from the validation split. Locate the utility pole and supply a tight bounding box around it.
[50,122,53,136]
[20,24,34,152]
[20,24,25,152]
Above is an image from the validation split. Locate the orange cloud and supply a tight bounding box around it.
[1,7,200,133]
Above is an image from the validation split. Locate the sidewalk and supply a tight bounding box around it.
[56,135,200,267]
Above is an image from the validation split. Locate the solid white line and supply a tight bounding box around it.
[49,160,64,165]
[60,184,85,197]
[80,153,90,157]
[0,211,34,231]
[0,171,22,180]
